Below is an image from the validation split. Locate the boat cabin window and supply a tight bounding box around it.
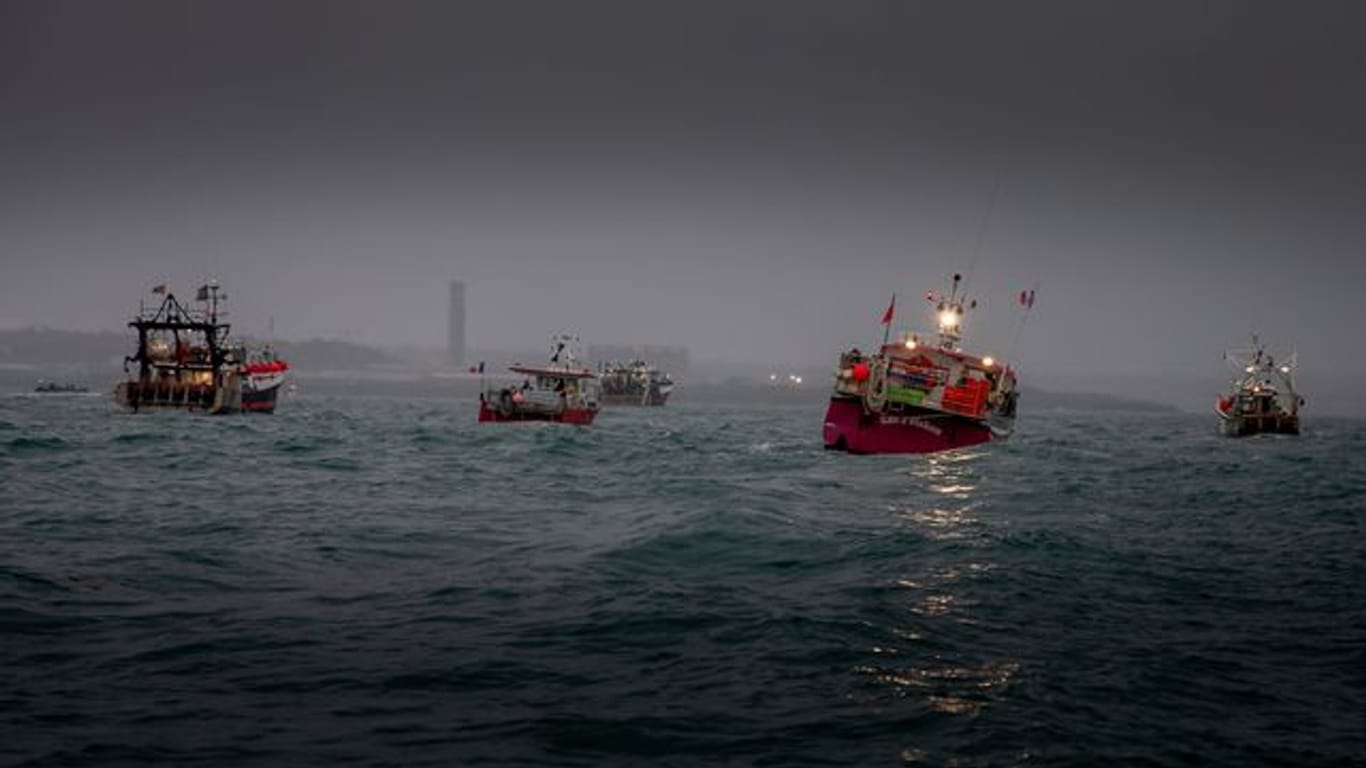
[537,375,575,394]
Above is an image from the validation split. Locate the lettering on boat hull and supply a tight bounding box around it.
[877,414,944,435]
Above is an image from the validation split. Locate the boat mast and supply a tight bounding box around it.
[931,273,977,351]
[177,280,229,373]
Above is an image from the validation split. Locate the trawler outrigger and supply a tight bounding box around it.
[1216,336,1302,436]
[823,274,1020,454]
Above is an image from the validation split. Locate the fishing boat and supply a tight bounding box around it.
[823,274,1021,454]
[241,346,290,414]
[33,380,89,394]
[114,282,267,414]
[1215,337,1302,436]
[478,335,601,424]
[597,359,674,406]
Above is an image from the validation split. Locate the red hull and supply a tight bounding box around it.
[822,397,994,454]
[477,401,598,425]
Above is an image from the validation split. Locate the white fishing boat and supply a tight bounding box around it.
[1216,336,1302,436]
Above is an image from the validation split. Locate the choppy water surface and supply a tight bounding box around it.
[2,394,1364,766]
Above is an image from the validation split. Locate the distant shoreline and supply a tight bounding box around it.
[3,327,1359,416]
[0,366,1178,414]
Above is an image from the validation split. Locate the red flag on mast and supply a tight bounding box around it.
[881,294,896,325]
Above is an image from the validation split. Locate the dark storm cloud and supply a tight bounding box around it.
[2,1,1364,380]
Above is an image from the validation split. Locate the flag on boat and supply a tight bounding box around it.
[1018,289,1036,308]
[881,294,896,325]
[195,284,210,301]
[151,283,167,295]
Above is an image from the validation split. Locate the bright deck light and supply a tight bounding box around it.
[904,338,917,349]
[982,356,994,368]
[939,310,959,328]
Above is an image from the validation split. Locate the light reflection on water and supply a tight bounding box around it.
[855,660,1021,715]
[896,506,979,540]
[895,451,989,541]
[868,448,1020,757]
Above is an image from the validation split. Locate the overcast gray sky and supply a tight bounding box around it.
[3,0,1364,375]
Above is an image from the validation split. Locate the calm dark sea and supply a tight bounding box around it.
[2,393,1364,767]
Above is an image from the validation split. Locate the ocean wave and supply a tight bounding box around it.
[5,435,71,454]
[2,403,1363,766]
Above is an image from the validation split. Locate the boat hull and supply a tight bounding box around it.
[822,397,998,454]
[114,378,241,414]
[1217,412,1300,437]
[478,400,598,425]
[242,378,284,414]
[1215,392,1300,437]
[600,390,671,406]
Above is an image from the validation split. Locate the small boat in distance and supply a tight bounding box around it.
[34,380,89,394]
[478,334,601,425]
[1216,336,1302,436]
[598,359,675,406]
[823,274,1020,454]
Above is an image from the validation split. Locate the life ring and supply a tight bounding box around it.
[497,388,514,415]
[863,359,889,412]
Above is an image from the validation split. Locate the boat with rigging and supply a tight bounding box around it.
[823,274,1020,454]
[1215,336,1302,436]
[478,334,601,424]
[113,282,285,414]
[597,359,674,406]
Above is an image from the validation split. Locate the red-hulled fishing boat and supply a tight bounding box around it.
[478,335,601,425]
[242,347,290,414]
[823,274,1021,454]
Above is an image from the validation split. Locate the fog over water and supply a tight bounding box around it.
[3,1,1365,381]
